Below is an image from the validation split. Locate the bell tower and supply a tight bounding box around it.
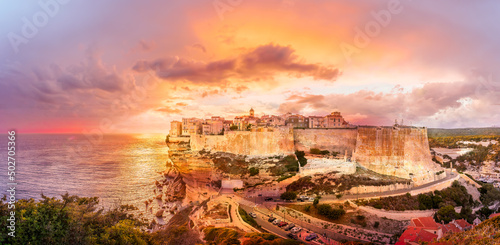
[249,108,254,117]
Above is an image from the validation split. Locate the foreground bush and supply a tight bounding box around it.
[0,194,150,245]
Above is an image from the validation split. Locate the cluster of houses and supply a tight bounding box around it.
[395,216,485,244]
[169,108,351,136]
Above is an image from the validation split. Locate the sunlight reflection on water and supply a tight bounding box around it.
[0,134,168,213]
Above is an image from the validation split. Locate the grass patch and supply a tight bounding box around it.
[238,207,260,229]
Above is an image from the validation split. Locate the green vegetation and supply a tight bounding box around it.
[428,135,500,168]
[204,227,242,245]
[230,125,239,130]
[280,191,297,201]
[428,128,500,137]
[356,181,474,211]
[479,184,500,206]
[316,204,346,220]
[212,154,250,175]
[0,194,205,245]
[269,155,299,176]
[310,148,330,155]
[313,196,321,206]
[434,205,459,223]
[286,168,410,195]
[350,215,367,227]
[243,233,303,245]
[277,173,296,182]
[436,215,500,244]
[295,150,307,167]
[283,155,299,172]
[248,167,259,176]
[238,207,260,229]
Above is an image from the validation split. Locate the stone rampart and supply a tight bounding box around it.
[293,128,357,156]
[353,126,441,180]
[190,127,294,156]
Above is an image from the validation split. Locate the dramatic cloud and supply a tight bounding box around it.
[133,44,340,85]
[279,76,499,127]
[1,0,499,133]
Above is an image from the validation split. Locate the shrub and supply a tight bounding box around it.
[310,148,329,155]
[295,150,308,167]
[229,125,238,130]
[316,204,345,220]
[248,167,259,177]
[374,221,380,228]
[280,191,297,201]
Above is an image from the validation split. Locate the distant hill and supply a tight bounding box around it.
[428,128,500,137]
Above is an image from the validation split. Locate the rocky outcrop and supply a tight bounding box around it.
[180,125,443,185]
[352,126,442,182]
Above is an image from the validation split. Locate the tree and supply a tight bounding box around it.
[230,125,238,130]
[435,205,459,223]
[280,191,297,201]
[418,194,433,210]
[294,150,307,167]
[479,184,500,206]
[317,204,345,220]
[313,196,321,206]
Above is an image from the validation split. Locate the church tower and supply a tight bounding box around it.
[249,108,254,117]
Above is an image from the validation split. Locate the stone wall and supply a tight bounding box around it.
[353,126,441,180]
[189,126,442,184]
[190,127,295,156]
[293,128,358,156]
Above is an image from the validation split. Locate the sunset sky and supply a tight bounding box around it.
[1,0,499,134]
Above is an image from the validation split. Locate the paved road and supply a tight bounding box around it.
[244,171,458,205]
[239,204,290,239]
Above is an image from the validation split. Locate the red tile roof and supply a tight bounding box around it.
[454,219,472,230]
[397,226,439,244]
[411,217,439,229]
[489,213,500,219]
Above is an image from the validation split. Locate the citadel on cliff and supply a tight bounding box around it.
[168,109,443,186]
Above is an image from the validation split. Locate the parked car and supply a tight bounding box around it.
[268,217,276,222]
[284,223,295,231]
[264,197,273,201]
[272,219,281,225]
[287,233,298,240]
[297,198,305,202]
[249,212,257,218]
[278,221,288,227]
[291,227,302,233]
[305,233,318,241]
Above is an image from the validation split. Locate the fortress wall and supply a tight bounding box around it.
[353,127,441,181]
[190,127,295,156]
[293,128,358,156]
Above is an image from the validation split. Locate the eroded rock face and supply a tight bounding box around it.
[352,126,442,181]
[165,147,218,204]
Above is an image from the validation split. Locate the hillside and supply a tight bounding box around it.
[434,215,500,244]
[428,128,500,137]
